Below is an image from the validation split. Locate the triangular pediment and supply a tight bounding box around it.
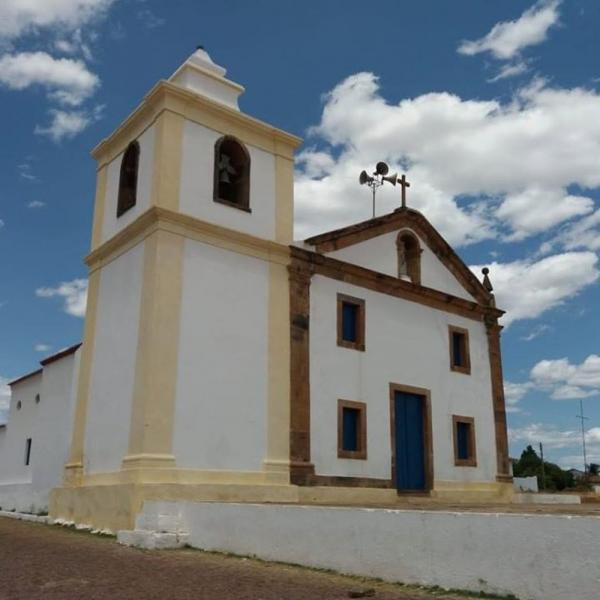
[304,208,490,305]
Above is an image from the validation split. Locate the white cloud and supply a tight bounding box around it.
[0,51,98,106]
[547,209,600,253]
[36,278,87,317]
[295,73,600,246]
[54,28,93,61]
[137,8,165,29]
[496,188,594,241]
[521,324,551,341]
[18,161,38,181]
[458,0,561,60]
[510,424,600,468]
[531,354,600,391]
[504,381,534,412]
[488,61,530,82]
[34,343,52,352]
[470,252,599,326]
[35,104,103,142]
[27,200,45,208]
[0,0,116,41]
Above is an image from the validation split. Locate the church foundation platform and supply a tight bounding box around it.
[50,478,514,533]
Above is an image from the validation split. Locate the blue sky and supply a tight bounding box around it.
[1,0,599,469]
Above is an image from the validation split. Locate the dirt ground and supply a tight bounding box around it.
[0,517,508,600]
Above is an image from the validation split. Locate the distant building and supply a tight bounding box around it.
[0,49,512,528]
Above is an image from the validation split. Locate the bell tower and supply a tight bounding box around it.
[54,48,302,529]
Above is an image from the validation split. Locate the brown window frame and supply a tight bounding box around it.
[338,399,367,460]
[453,415,477,467]
[116,140,140,218]
[448,325,471,375]
[213,135,251,213]
[336,293,365,351]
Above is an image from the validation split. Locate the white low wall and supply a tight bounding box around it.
[0,483,47,514]
[136,501,600,600]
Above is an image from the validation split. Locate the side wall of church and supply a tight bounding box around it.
[32,352,80,498]
[100,124,156,244]
[84,243,145,473]
[309,275,497,484]
[0,374,41,489]
[328,231,476,302]
[172,238,269,472]
[178,120,277,240]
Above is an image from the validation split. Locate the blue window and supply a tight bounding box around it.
[343,408,359,451]
[338,400,367,459]
[342,303,358,342]
[453,416,476,466]
[456,422,470,460]
[449,326,470,374]
[337,294,365,351]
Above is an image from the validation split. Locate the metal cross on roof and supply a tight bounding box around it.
[398,174,410,209]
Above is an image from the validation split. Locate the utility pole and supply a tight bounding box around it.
[576,398,589,476]
[539,442,546,491]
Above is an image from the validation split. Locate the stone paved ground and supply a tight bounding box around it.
[0,517,508,600]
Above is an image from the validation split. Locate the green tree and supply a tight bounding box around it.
[589,463,599,476]
[513,445,575,491]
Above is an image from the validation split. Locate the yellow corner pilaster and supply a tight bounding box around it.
[263,259,291,483]
[90,166,107,251]
[64,268,102,485]
[274,155,294,243]
[150,110,184,212]
[123,228,184,468]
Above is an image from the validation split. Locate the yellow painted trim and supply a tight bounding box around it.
[263,260,291,482]
[85,207,291,271]
[64,268,102,485]
[124,228,184,467]
[274,154,294,243]
[90,166,107,251]
[150,110,184,211]
[92,81,302,168]
[81,467,289,487]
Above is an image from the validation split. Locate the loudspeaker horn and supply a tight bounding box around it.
[375,161,389,175]
[359,170,373,185]
[383,172,398,186]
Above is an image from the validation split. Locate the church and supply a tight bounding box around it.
[0,48,512,531]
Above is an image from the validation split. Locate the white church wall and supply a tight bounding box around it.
[178,120,277,240]
[0,375,41,486]
[328,230,476,301]
[85,244,145,473]
[173,239,269,472]
[309,275,497,483]
[101,124,155,244]
[0,373,41,511]
[31,351,80,500]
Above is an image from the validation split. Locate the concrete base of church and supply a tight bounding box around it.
[119,500,600,600]
[0,483,48,515]
[50,478,513,532]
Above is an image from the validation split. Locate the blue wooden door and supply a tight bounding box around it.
[394,391,426,491]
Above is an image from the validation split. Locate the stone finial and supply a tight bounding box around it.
[481,267,493,292]
[482,267,496,307]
